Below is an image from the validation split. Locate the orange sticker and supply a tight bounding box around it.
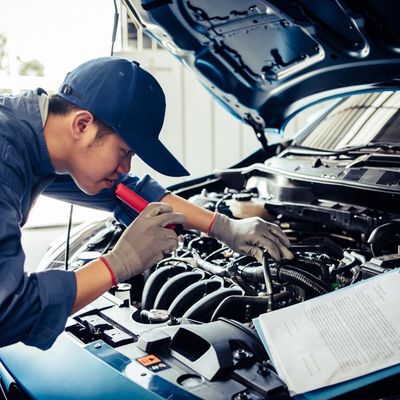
[137,355,161,366]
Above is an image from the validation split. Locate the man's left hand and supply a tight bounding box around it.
[209,213,293,262]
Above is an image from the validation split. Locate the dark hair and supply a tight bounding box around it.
[48,94,78,115]
[48,94,113,142]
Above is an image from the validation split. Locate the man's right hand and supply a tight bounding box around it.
[102,202,186,283]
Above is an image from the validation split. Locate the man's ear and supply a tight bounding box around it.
[71,110,95,139]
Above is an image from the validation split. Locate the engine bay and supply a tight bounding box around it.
[35,162,400,399]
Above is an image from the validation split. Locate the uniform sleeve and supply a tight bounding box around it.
[0,183,76,350]
[42,173,169,226]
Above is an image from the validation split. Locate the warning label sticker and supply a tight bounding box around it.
[137,355,161,366]
[136,355,170,372]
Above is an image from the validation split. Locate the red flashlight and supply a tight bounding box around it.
[114,183,182,233]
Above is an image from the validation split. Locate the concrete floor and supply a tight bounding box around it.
[21,226,67,273]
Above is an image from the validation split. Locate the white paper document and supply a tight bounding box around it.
[254,269,400,396]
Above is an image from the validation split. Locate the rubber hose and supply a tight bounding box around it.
[296,256,331,286]
[239,260,331,296]
[278,266,329,297]
[239,265,265,282]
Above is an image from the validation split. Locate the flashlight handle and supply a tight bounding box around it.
[115,183,178,231]
[115,183,149,213]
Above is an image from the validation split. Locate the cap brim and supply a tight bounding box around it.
[119,130,189,177]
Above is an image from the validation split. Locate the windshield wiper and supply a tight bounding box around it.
[280,142,400,158]
[341,142,400,153]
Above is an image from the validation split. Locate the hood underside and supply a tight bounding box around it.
[123,0,400,131]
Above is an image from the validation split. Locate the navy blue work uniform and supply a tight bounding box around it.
[0,90,167,349]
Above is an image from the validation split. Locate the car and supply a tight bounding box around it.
[1,1,400,399]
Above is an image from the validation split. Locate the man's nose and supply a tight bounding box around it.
[117,157,132,175]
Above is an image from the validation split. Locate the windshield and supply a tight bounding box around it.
[295,91,400,150]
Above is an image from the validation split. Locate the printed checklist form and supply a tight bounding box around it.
[254,269,400,397]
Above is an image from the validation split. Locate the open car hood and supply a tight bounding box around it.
[123,0,400,132]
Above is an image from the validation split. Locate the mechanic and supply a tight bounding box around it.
[0,56,293,350]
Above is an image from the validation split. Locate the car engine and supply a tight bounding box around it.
[35,162,400,399]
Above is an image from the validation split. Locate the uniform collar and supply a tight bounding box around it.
[17,89,55,177]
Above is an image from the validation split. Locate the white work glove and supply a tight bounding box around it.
[102,203,186,283]
[209,213,293,262]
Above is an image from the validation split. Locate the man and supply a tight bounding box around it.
[0,57,293,350]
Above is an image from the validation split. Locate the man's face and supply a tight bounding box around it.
[70,128,134,195]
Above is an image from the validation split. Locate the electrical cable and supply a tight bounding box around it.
[204,246,230,262]
[214,192,233,215]
[192,249,229,276]
[157,257,194,269]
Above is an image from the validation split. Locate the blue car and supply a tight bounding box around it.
[2,1,400,399]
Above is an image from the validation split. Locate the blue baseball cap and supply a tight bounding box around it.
[58,56,189,177]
